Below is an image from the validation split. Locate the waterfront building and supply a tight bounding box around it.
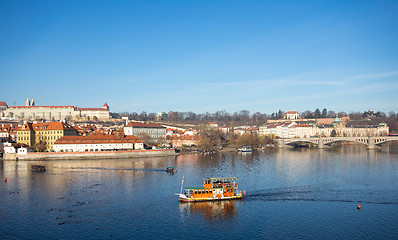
[259,119,389,138]
[294,124,318,138]
[3,142,33,154]
[53,134,144,152]
[0,124,11,141]
[16,122,78,151]
[260,122,297,138]
[124,121,166,139]
[0,99,110,121]
[166,135,200,148]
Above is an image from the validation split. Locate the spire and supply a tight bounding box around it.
[31,98,35,106]
[26,97,30,106]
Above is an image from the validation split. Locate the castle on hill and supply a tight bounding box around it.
[0,98,110,121]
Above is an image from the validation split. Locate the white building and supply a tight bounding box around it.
[1,99,110,121]
[53,134,144,152]
[124,121,166,139]
[260,122,296,138]
[284,111,300,120]
[74,103,110,120]
[260,121,389,138]
[0,125,10,140]
[3,142,33,154]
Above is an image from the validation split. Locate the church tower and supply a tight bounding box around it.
[31,98,35,106]
[26,97,30,106]
[102,102,109,110]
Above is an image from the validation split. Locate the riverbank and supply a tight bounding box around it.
[2,149,178,161]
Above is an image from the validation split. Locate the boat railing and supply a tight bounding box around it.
[212,182,238,188]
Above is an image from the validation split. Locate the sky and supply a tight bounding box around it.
[1,0,398,115]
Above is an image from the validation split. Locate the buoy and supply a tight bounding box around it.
[357,204,361,209]
[4,178,7,182]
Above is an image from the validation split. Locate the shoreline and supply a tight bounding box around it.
[2,149,178,161]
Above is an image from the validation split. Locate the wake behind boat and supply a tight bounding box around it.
[177,177,245,202]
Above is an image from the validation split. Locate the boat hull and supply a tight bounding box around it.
[178,194,243,202]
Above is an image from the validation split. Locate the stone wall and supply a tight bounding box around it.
[3,149,177,161]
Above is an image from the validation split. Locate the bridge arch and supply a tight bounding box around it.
[285,140,318,146]
[323,139,368,146]
[375,139,398,146]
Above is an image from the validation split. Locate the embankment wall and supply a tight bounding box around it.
[3,149,178,161]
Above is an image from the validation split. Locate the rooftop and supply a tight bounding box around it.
[125,121,165,128]
[18,122,76,131]
[54,134,142,145]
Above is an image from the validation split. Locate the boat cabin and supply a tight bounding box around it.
[184,177,239,199]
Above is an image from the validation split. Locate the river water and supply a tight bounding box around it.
[1,144,398,239]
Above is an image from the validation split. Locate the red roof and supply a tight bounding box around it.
[103,102,109,107]
[285,111,299,114]
[0,101,8,107]
[18,122,76,131]
[125,121,165,128]
[9,105,74,109]
[0,124,17,132]
[54,134,142,145]
[296,124,310,127]
[0,127,10,132]
[76,108,108,111]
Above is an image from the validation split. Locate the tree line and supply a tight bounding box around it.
[196,126,275,151]
[111,108,398,126]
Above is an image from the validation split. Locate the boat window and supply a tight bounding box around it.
[195,190,197,194]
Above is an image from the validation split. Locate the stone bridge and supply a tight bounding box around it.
[277,136,398,150]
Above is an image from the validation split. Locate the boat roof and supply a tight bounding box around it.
[205,177,238,181]
[184,187,206,190]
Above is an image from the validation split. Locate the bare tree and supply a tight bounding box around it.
[198,125,224,151]
[137,132,154,147]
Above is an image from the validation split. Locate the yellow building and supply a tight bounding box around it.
[17,122,78,151]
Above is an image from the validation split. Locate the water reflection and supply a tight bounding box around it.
[179,200,238,221]
[1,144,398,239]
[1,156,179,200]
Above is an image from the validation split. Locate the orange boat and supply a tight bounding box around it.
[177,177,244,202]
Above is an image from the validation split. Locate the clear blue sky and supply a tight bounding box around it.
[1,0,397,114]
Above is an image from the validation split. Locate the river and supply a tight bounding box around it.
[1,144,397,239]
